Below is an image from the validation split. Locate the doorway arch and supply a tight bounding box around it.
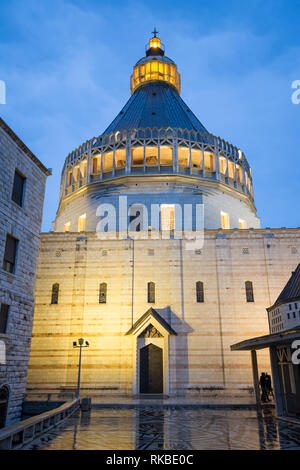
[0,385,9,429]
[140,343,163,394]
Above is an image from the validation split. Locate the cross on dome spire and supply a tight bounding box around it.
[152,27,159,38]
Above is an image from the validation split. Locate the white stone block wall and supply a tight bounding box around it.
[27,228,300,398]
[0,121,48,425]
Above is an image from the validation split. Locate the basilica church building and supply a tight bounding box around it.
[26,33,300,399]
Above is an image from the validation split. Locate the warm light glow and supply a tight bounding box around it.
[228,161,235,179]
[145,146,158,166]
[80,161,87,178]
[103,151,113,171]
[73,166,79,182]
[149,37,161,49]
[204,152,215,171]
[160,146,173,166]
[115,149,126,168]
[67,170,72,186]
[221,211,230,230]
[178,147,189,167]
[191,149,202,169]
[236,164,243,184]
[131,147,144,166]
[78,214,86,232]
[64,222,71,232]
[239,219,247,229]
[131,60,181,94]
[219,156,227,174]
[92,155,101,174]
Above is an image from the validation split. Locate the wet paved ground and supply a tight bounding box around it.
[31,407,300,450]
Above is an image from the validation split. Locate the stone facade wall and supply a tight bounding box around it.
[53,178,260,233]
[0,123,48,425]
[26,229,300,399]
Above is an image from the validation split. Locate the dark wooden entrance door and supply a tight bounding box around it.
[140,344,163,394]
[0,386,9,429]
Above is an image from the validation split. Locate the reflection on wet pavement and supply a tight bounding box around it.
[31,407,300,450]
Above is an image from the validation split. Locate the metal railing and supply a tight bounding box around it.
[0,398,80,450]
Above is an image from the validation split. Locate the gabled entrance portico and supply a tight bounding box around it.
[126,308,177,396]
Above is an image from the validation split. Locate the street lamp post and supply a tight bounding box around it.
[73,338,89,399]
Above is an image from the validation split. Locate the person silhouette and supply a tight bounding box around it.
[265,372,273,402]
[259,372,268,403]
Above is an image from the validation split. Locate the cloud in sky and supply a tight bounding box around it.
[0,0,300,230]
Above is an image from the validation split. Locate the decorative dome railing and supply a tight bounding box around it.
[60,127,254,202]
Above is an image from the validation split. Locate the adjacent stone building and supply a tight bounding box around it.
[0,117,50,427]
[231,265,300,416]
[26,33,300,400]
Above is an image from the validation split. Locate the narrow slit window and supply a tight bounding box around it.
[99,283,107,304]
[3,234,18,274]
[245,281,254,303]
[0,304,9,334]
[148,282,155,303]
[12,170,26,207]
[51,283,59,304]
[196,281,204,303]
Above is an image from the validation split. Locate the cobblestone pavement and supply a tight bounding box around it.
[30,407,300,450]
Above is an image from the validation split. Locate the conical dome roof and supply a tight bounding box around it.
[103,82,209,135]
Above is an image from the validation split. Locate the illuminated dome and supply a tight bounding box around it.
[130,29,181,95]
[53,32,260,233]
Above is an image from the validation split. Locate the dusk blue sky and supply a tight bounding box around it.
[1,0,300,231]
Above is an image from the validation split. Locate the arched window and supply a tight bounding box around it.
[99,283,107,304]
[245,281,254,302]
[148,282,155,303]
[0,385,9,429]
[196,281,204,303]
[51,283,59,304]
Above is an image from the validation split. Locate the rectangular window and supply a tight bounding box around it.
[3,234,18,274]
[148,282,155,303]
[51,284,59,305]
[0,304,9,333]
[92,156,101,173]
[239,219,247,229]
[196,281,204,303]
[228,161,235,179]
[78,214,86,232]
[99,283,107,304]
[219,156,227,174]
[220,211,230,229]
[12,170,25,206]
[64,222,71,232]
[161,204,175,233]
[245,281,254,303]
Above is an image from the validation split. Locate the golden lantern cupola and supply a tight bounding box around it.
[130,29,181,95]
